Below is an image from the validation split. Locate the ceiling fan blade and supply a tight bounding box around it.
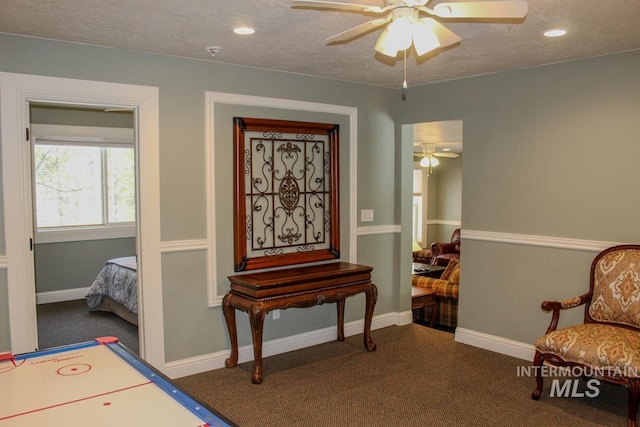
[292,0,387,14]
[432,1,528,19]
[327,16,391,43]
[420,18,461,48]
[433,152,459,158]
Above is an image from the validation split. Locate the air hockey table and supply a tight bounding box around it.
[0,337,235,427]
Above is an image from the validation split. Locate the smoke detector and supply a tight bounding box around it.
[205,46,223,57]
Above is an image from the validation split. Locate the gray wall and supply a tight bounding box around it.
[30,104,134,128]
[2,32,639,362]
[0,34,400,360]
[427,156,462,243]
[399,50,640,343]
[34,238,135,293]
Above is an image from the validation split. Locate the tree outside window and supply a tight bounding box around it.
[34,144,135,229]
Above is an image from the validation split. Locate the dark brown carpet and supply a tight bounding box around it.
[175,324,628,426]
[36,299,139,354]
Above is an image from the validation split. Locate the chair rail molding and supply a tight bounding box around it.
[426,220,462,226]
[160,239,208,253]
[462,229,622,252]
[357,225,400,235]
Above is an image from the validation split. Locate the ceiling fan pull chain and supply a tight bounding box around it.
[402,49,408,89]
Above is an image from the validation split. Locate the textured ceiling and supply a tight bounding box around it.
[1,0,639,88]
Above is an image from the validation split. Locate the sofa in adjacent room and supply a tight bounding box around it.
[412,259,460,329]
[412,248,434,265]
[431,228,461,266]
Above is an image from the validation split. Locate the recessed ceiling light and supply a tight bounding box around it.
[234,27,255,35]
[544,29,567,38]
[442,148,451,152]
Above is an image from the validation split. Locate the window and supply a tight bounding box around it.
[412,169,423,244]
[31,124,135,242]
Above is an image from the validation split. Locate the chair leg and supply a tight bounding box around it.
[628,378,640,427]
[531,351,544,400]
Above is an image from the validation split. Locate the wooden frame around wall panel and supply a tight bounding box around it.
[233,117,340,271]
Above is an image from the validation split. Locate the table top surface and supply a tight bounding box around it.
[411,286,437,298]
[229,262,372,286]
[0,338,233,427]
[412,263,445,274]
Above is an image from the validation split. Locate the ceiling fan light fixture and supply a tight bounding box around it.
[387,16,413,51]
[374,28,398,57]
[419,155,440,168]
[412,20,440,56]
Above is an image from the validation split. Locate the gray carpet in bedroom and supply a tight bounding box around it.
[36,299,139,354]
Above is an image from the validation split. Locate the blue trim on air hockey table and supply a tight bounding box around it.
[16,339,234,427]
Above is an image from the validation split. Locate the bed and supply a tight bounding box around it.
[85,256,138,326]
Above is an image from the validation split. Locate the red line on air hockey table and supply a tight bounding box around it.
[0,337,234,427]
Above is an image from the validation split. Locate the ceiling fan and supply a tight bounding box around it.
[414,143,459,172]
[292,0,528,58]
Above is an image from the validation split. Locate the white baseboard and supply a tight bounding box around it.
[164,310,413,379]
[454,327,535,361]
[36,287,89,304]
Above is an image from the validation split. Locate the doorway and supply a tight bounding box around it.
[0,72,164,369]
[409,120,463,331]
[411,120,463,249]
[29,103,139,352]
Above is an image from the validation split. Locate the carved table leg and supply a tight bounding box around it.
[336,298,346,341]
[222,294,238,368]
[363,283,378,351]
[248,302,266,384]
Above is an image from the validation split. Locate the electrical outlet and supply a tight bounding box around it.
[272,309,280,320]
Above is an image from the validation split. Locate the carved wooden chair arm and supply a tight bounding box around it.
[540,292,591,334]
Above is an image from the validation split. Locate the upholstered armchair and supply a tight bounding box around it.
[431,228,461,266]
[531,245,640,427]
[412,259,460,329]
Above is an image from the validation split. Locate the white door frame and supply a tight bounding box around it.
[0,72,165,370]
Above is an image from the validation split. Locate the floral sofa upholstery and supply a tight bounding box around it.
[412,259,460,329]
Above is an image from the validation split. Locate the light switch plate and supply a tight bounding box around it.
[361,209,374,222]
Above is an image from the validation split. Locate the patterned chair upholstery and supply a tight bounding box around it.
[531,245,640,427]
[412,249,434,265]
[412,259,460,329]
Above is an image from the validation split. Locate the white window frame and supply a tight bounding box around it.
[31,124,136,244]
[412,167,428,247]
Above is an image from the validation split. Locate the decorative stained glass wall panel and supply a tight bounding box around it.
[233,117,340,271]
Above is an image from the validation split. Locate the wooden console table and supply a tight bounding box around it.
[223,262,378,384]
